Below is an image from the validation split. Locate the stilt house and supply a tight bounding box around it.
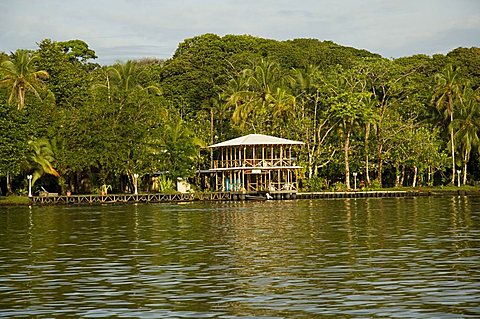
[208,134,304,196]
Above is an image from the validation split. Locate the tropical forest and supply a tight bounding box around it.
[1,34,480,196]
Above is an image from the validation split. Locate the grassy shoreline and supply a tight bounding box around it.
[0,196,33,206]
[1,186,479,206]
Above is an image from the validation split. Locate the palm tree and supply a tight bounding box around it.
[229,61,276,130]
[270,87,296,132]
[205,93,230,144]
[431,65,463,185]
[92,61,162,193]
[291,65,319,95]
[98,61,160,106]
[452,88,480,184]
[108,61,139,92]
[224,70,250,126]
[227,59,295,133]
[159,119,204,179]
[0,50,49,110]
[28,138,60,186]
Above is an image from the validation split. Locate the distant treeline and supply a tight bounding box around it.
[1,34,479,194]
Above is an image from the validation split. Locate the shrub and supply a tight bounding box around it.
[332,182,347,191]
[158,175,175,193]
[304,176,328,191]
[368,180,382,190]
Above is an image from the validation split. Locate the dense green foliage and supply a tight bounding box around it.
[1,34,479,195]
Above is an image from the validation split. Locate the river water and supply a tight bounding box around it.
[0,196,479,318]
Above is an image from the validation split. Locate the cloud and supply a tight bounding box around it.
[1,0,478,64]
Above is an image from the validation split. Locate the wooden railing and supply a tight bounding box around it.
[30,193,234,205]
[247,182,297,192]
[212,158,296,169]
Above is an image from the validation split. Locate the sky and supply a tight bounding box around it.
[1,0,479,64]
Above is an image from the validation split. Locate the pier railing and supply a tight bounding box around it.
[31,192,233,205]
[28,190,464,205]
[212,158,295,169]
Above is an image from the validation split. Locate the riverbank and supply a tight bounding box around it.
[298,187,480,199]
[0,196,32,206]
[1,186,480,206]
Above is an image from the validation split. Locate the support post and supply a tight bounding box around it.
[27,175,33,197]
[134,173,139,195]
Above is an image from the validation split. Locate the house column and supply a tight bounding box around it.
[221,147,224,168]
[278,169,281,190]
[271,145,274,166]
[268,170,271,190]
[242,170,245,191]
[262,146,265,166]
[253,146,256,166]
[280,145,283,166]
[244,146,246,166]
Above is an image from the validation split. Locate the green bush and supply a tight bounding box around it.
[367,180,382,190]
[17,188,28,196]
[304,176,328,191]
[332,182,347,191]
[158,175,175,193]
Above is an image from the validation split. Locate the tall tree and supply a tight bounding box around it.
[452,87,480,184]
[431,65,463,185]
[36,39,97,109]
[227,59,295,133]
[291,65,338,179]
[327,91,373,189]
[0,50,49,110]
[322,65,375,189]
[90,61,163,192]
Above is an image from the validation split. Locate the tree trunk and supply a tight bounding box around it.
[376,123,383,187]
[395,164,401,187]
[377,156,383,187]
[450,125,456,185]
[127,171,135,194]
[344,126,351,189]
[427,166,432,186]
[365,122,371,186]
[449,98,455,185]
[376,138,384,187]
[19,86,25,110]
[308,149,314,179]
[463,148,468,185]
[400,166,405,186]
[210,108,214,145]
[412,166,418,188]
[307,144,315,179]
[6,172,12,195]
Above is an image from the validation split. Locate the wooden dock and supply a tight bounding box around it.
[29,189,478,205]
[296,190,412,199]
[31,192,232,205]
[30,190,413,205]
[297,190,480,199]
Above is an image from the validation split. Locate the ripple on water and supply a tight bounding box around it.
[0,198,479,318]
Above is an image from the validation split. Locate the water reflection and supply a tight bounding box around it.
[0,197,479,318]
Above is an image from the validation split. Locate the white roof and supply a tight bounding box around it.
[208,134,304,148]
